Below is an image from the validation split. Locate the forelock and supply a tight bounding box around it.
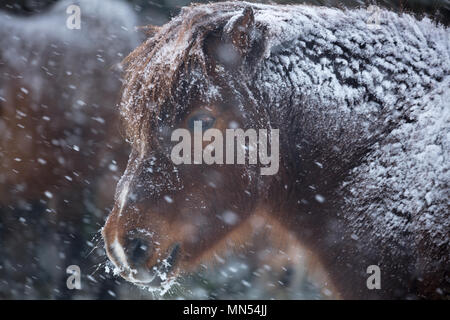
[118,2,251,146]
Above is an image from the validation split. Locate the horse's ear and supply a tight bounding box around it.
[223,6,255,56]
[206,6,265,71]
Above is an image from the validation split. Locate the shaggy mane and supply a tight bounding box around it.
[119,2,251,145]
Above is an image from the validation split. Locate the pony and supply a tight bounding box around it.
[0,0,140,298]
[102,2,449,299]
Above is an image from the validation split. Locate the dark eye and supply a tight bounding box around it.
[187,112,216,131]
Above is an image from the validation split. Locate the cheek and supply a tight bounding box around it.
[180,223,197,243]
[177,221,207,245]
[199,168,226,189]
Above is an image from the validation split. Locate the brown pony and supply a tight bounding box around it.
[103,2,449,299]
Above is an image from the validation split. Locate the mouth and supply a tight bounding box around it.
[124,242,181,288]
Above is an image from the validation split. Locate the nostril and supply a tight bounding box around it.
[125,237,150,268]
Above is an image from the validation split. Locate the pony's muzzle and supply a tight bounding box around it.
[124,236,151,270]
[104,230,180,286]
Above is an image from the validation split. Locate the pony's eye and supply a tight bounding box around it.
[187,112,216,131]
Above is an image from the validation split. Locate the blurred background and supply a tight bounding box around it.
[0,0,448,300]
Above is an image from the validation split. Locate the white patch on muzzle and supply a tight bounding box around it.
[111,237,131,274]
[117,180,131,217]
